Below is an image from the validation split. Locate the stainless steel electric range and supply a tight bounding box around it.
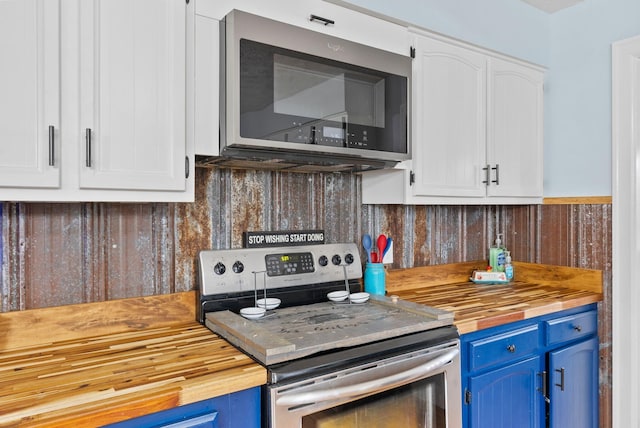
[198,243,462,427]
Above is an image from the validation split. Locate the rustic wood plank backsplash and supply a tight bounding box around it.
[0,167,612,427]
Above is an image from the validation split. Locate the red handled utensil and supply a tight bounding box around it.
[376,234,387,264]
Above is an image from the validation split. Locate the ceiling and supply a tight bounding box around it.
[521,0,583,13]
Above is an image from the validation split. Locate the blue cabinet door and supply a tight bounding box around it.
[548,336,599,428]
[468,355,544,428]
[103,387,260,428]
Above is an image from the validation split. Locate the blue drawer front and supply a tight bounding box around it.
[545,310,597,346]
[469,324,539,372]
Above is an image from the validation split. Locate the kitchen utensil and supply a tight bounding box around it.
[376,234,387,263]
[370,252,378,263]
[362,234,372,263]
[383,237,393,261]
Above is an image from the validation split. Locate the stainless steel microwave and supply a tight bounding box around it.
[217,10,411,172]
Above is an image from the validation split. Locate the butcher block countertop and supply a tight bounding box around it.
[0,292,266,427]
[0,262,602,426]
[386,261,603,334]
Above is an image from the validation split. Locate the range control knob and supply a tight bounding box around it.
[332,254,342,266]
[318,255,329,267]
[344,253,355,264]
[232,261,244,273]
[214,262,226,275]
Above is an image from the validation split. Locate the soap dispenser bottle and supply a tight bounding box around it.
[489,234,505,272]
[504,251,514,280]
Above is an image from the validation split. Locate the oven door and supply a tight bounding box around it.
[267,340,461,428]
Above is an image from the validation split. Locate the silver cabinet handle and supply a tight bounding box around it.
[48,125,55,166]
[85,128,92,167]
[309,14,334,26]
[492,164,500,185]
[555,367,565,391]
[482,165,490,186]
[537,371,550,404]
[276,348,459,407]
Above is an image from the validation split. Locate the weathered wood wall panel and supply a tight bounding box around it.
[0,170,612,428]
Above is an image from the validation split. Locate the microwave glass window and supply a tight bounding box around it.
[239,39,407,154]
[272,54,385,128]
[273,55,347,122]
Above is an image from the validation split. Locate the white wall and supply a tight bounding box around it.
[344,0,640,197]
[547,0,640,196]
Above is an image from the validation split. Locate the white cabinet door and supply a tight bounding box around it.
[487,57,544,198]
[0,0,60,188]
[194,14,219,157]
[195,0,409,56]
[411,35,486,198]
[79,0,186,191]
[362,31,544,205]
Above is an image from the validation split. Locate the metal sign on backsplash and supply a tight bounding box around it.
[243,230,325,248]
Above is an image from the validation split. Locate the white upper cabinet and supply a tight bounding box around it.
[487,57,544,198]
[0,0,60,189]
[195,0,409,55]
[78,0,187,191]
[412,36,487,198]
[0,0,193,202]
[362,30,544,205]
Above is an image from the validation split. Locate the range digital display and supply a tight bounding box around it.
[266,252,315,276]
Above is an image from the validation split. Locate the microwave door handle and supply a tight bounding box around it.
[275,348,458,407]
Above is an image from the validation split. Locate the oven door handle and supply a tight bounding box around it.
[275,348,459,407]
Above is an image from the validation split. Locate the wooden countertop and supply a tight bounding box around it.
[0,262,602,426]
[386,261,603,334]
[0,292,266,427]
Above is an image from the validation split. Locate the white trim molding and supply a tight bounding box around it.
[612,34,640,427]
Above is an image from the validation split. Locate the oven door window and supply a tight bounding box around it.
[239,39,407,154]
[302,374,446,428]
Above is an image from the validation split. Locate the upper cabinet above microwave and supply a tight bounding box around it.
[362,30,545,205]
[195,0,410,56]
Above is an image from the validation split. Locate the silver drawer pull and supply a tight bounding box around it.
[506,344,516,353]
[573,325,582,332]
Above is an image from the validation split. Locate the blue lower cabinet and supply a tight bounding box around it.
[468,355,543,428]
[461,304,599,428]
[548,336,599,428]
[103,387,260,428]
